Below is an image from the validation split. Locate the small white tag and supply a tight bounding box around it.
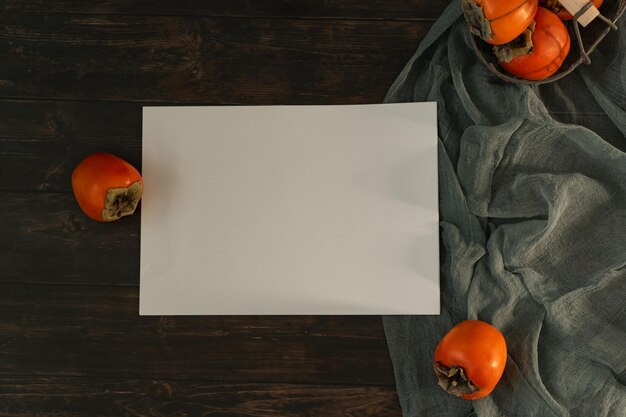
[558,0,600,26]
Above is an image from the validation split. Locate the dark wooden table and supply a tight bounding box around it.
[0,1,447,415]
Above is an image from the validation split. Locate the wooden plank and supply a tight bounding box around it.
[0,100,141,192]
[0,284,395,385]
[1,193,140,285]
[1,0,449,20]
[0,13,429,103]
[0,377,401,417]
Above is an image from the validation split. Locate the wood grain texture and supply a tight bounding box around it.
[0,283,395,385]
[0,13,429,103]
[0,100,141,192]
[1,0,449,20]
[0,2,419,412]
[1,193,139,285]
[0,377,402,417]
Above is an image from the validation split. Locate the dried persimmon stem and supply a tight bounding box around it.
[493,21,536,63]
[102,181,143,221]
[434,362,480,397]
[461,0,492,40]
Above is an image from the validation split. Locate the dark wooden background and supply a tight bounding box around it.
[0,1,449,415]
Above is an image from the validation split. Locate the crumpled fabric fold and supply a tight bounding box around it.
[383,1,626,416]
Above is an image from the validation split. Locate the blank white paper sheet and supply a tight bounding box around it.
[140,103,439,315]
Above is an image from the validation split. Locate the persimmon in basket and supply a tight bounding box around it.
[494,7,571,80]
[462,0,539,45]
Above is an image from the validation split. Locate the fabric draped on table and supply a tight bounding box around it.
[382,1,626,416]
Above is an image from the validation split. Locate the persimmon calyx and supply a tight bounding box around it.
[461,0,492,40]
[102,181,143,221]
[493,21,536,63]
[434,362,479,397]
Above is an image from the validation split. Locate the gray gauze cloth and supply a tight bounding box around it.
[382,1,626,416]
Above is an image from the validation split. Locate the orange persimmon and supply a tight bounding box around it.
[434,320,507,400]
[71,153,143,222]
[495,7,570,81]
[462,0,539,45]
